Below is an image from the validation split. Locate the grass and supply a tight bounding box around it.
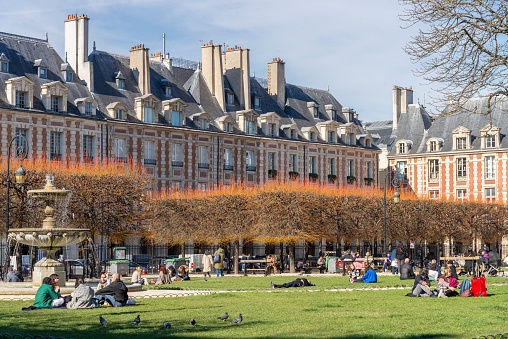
[0,275,506,339]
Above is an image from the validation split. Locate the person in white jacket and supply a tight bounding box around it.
[202,250,214,278]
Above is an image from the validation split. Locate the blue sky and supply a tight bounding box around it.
[0,0,432,122]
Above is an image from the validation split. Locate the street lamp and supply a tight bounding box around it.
[383,168,403,255]
[3,135,28,280]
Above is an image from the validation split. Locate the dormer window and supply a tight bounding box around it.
[216,115,235,133]
[200,119,209,130]
[456,137,467,150]
[426,138,443,152]
[225,122,232,132]
[452,126,472,150]
[486,136,496,148]
[165,86,172,97]
[66,72,73,82]
[310,132,316,141]
[35,59,48,78]
[116,109,124,120]
[39,68,47,78]
[75,97,97,116]
[51,96,61,112]
[254,96,261,109]
[144,107,154,123]
[307,102,319,117]
[269,123,277,137]
[85,102,92,116]
[290,129,296,139]
[430,140,437,151]
[328,131,335,143]
[246,120,254,134]
[480,124,500,149]
[365,139,371,148]
[115,71,126,90]
[398,142,406,154]
[16,92,26,109]
[172,111,182,126]
[106,102,129,120]
[348,133,355,145]
[227,93,234,105]
[0,53,9,73]
[396,140,412,154]
[118,79,125,89]
[61,62,73,82]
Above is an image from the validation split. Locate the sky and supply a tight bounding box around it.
[0,0,432,123]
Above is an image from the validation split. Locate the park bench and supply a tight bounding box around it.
[239,259,274,276]
[440,256,479,276]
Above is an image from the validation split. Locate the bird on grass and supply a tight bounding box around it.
[99,315,108,326]
[163,322,171,328]
[190,318,196,326]
[204,277,207,281]
[217,312,228,321]
[230,313,242,324]
[132,314,140,325]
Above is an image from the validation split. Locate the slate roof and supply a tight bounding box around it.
[0,32,94,116]
[364,120,395,146]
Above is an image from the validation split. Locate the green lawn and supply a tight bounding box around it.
[0,276,506,339]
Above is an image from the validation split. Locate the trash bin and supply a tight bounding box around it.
[326,256,339,273]
[110,260,129,276]
[165,257,190,272]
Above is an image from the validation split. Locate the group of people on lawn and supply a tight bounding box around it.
[411,260,461,298]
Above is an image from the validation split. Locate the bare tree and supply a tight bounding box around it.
[400,0,508,115]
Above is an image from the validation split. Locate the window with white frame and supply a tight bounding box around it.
[269,123,277,137]
[328,158,335,175]
[398,142,406,154]
[50,131,62,160]
[118,79,125,90]
[485,156,496,180]
[0,61,8,73]
[51,96,61,113]
[15,128,28,152]
[200,119,208,129]
[429,190,440,199]
[66,72,73,82]
[429,159,439,180]
[366,161,372,179]
[290,129,296,139]
[116,139,126,159]
[116,109,124,120]
[397,161,407,180]
[145,141,155,160]
[173,144,182,164]
[456,189,467,200]
[365,139,371,148]
[39,68,47,78]
[172,111,181,126]
[456,158,467,180]
[83,135,93,160]
[309,156,316,174]
[289,154,297,172]
[268,152,276,170]
[429,140,438,152]
[15,91,26,109]
[328,131,335,143]
[227,93,234,105]
[347,159,354,177]
[198,183,207,191]
[246,120,255,135]
[85,102,93,116]
[309,132,315,141]
[254,97,261,109]
[144,107,154,123]
[486,135,496,148]
[485,187,496,202]
[456,137,467,150]
[225,122,232,132]
[246,150,254,168]
[199,146,209,166]
[165,86,172,97]
[348,133,355,145]
[224,149,232,167]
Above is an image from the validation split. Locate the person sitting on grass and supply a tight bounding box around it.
[400,258,415,280]
[350,265,377,283]
[175,265,190,281]
[5,267,21,282]
[446,260,459,280]
[437,267,459,298]
[428,263,439,281]
[95,273,128,307]
[33,276,65,308]
[131,266,147,285]
[67,278,98,309]
[271,278,315,289]
[155,266,171,285]
[96,271,111,290]
[412,269,433,297]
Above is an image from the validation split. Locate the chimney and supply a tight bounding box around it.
[201,42,225,110]
[268,57,285,108]
[223,45,251,110]
[392,86,413,130]
[64,14,93,90]
[342,107,354,123]
[130,44,150,95]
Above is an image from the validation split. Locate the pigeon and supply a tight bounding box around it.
[217,312,228,321]
[190,318,196,326]
[163,322,171,328]
[204,277,207,281]
[99,315,109,326]
[132,314,140,325]
[230,313,242,324]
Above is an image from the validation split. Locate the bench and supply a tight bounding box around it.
[440,256,480,276]
[240,259,271,276]
[302,266,326,274]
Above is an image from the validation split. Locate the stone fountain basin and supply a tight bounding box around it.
[27,189,72,201]
[8,228,89,248]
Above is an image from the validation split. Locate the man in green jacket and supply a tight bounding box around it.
[33,277,62,308]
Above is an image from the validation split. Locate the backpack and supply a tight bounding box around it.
[471,277,487,297]
[213,253,220,264]
[459,279,471,295]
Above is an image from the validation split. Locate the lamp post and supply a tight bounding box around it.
[383,168,403,255]
[3,134,28,280]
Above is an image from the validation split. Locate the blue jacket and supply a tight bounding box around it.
[362,269,377,283]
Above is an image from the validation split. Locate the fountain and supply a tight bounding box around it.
[8,174,89,287]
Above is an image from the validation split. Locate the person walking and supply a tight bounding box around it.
[214,246,226,277]
[202,250,213,278]
[396,243,406,274]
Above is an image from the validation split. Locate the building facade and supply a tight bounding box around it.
[0,14,379,192]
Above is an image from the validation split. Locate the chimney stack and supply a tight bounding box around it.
[130,44,151,95]
[392,86,413,130]
[64,14,93,90]
[223,45,251,110]
[201,42,225,110]
[268,57,285,108]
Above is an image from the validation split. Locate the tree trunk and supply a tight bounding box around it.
[180,243,185,257]
[289,242,295,273]
[233,241,239,274]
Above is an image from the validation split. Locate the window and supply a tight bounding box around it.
[200,119,208,130]
[289,154,297,172]
[398,142,406,154]
[118,79,125,90]
[224,149,232,168]
[328,158,335,175]
[15,91,26,109]
[328,131,335,143]
[486,136,496,148]
[246,150,255,170]
[254,97,261,108]
[15,128,28,153]
[428,159,439,180]
[309,156,316,174]
[485,188,496,202]
[268,153,276,170]
[348,159,354,177]
[457,189,467,200]
[429,190,440,199]
[199,146,209,168]
[172,144,182,166]
[227,93,234,105]
[145,141,155,160]
[116,109,124,120]
[66,72,73,82]
[290,129,296,139]
[51,96,61,113]
[225,122,231,132]
[116,139,126,159]
[197,183,207,191]
[85,102,93,116]
[456,137,467,150]
[39,68,47,78]
[144,107,154,123]
[366,162,372,178]
[429,140,438,152]
[309,132,315,141]
[397,161,407,180]
[50,131,62,160]
[0,61,8,73]
[456,158,467,180]
[246,120,254,135]
[365,139,371,148]
[485,156,496,180]
[165,86,172,97]
[83,135,93,161]
[172,111,181,126]
[269,124,277,137]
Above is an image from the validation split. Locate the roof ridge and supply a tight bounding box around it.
[0,31,48,43]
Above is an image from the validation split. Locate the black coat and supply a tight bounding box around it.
[412,274,430,291]
[400,263,415,280]
[96,280,128,303]
[396,246,406,260]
